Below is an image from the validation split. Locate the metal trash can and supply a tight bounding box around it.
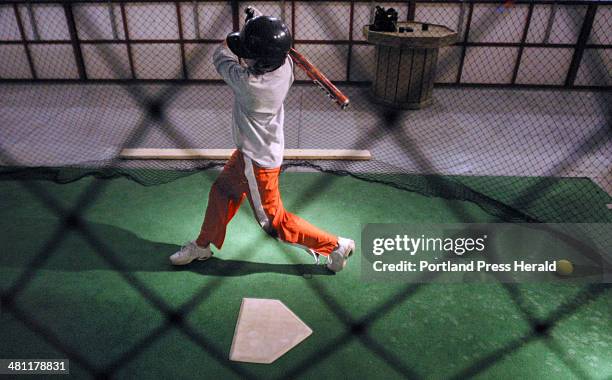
[364,21,457,109]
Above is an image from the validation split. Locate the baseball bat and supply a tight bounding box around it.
[288,48,350,110]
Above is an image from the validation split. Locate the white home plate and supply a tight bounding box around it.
[229,298,312,364]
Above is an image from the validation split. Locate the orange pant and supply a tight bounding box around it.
[196,150,338,255]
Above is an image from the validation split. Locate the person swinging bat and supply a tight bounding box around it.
[169,6,355,272]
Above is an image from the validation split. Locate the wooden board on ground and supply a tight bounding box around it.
[120,148,371,161]
[229,298,312,364]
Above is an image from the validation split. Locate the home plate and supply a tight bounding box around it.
[229,298,312,364]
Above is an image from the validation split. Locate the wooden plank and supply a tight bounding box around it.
[396,48,413,103]
[363,22,458,49]
[421,48,438,101]
[384,47,402,103]
[407,48,426,103]
[374,45,390,97]
[120,148,372,161]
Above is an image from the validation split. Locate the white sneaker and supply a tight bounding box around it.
[170,241,213,266]
[326,237,355,273]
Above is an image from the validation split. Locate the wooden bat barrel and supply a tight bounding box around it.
[364,22,457,109]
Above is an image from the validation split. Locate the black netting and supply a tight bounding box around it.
[0,0,610,378]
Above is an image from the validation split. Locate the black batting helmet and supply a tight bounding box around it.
[226,15,292,74]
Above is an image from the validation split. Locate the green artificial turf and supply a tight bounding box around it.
[0,171,610,379]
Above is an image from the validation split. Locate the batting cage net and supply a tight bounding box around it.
[0,0,610,378]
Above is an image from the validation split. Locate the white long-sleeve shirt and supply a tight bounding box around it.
[213,45,294,168]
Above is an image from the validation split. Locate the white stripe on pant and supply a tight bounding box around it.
[243,155,270,230]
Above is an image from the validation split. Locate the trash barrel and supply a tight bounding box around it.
[364,21,457,109]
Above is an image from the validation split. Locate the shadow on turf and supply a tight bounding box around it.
[179,256,333,277]
[2,218,332,277]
